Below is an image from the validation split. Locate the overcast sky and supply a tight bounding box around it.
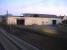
[0,0,67,16]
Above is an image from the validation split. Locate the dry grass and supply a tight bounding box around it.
[37,28,58,36]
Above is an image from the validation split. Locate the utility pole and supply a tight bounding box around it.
[6,10,8,17]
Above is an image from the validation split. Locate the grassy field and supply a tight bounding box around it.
[37,28,57,35]
[0,23,58,37]
[17,25,58,36]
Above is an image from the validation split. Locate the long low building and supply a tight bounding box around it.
[5,13,63,25]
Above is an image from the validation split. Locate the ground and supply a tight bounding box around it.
[0,24,67,50]
[18,25,58,36]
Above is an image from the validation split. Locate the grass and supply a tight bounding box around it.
[0,23,59,37]
[57,24,67,33]
[21,25,58,36]
[36,28,58,36]
[15,25,58,36]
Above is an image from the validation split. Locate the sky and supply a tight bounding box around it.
[0,0,67,16]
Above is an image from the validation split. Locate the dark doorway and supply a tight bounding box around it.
[52,20,56,25]
[17,19,25,25]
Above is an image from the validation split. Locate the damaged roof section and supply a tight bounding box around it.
[23,13,59,18]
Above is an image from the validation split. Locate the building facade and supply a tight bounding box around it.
[6,14,62,25]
